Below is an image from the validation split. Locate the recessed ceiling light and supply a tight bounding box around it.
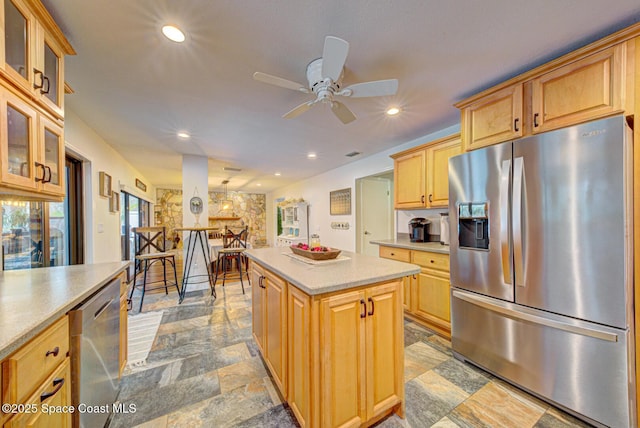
[257,183,262,186]
[386,107,401,116]
[162,25,185,43]
[274,172,281,176]
[307,153,317,159]
[177,131,190,139]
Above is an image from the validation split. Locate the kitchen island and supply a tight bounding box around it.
[245,247,419,428]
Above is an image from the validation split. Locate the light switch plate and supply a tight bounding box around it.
[331,222,350,230]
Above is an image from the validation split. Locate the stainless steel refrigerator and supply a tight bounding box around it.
[448,115,635,428]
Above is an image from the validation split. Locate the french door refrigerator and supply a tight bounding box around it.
[448,115,635,428]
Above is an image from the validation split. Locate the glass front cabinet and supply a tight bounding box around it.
[0,0,73,201]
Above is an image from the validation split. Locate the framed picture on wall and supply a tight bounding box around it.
[99,172,112,197]
[330,188,351,215]
[110,191,120,212]
[135,178,147,192]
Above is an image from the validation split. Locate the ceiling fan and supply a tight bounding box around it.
[253,36,398,124]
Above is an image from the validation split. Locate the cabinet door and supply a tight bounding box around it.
[393,149,426,209]
[35,27,65,118]
[0,90,38,190]
[38,115,64,196]
[365,281,403,420]
[414,269,451,335]
[250,264,265,353]
[321,290,366,428]
[460,83,523,151]
[0,0,34,93]
[531,45,624,133]
[5,358,71,428]
[119,294,128,378]
[288,285,311,427]
[402,275,411,312]
[265,270,287,397]
[426,135,461,208]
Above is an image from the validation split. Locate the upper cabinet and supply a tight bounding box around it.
[0,0,73,119]
[456,38,634,151]
[459,84,523,151]
[530,45,624,134]
[0,0,72,201]
[391,134,461,209]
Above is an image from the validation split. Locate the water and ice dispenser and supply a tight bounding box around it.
[457,202,489,250]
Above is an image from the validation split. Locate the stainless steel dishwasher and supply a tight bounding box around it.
[70,277,121,428]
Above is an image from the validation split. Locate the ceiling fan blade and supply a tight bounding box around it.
[283,101,316,119]
[342,79,399,98]
[322,36,349,82]
[253,72,309,93]
[331,101,356,124]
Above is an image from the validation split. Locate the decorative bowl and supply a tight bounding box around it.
[290,245,341,260]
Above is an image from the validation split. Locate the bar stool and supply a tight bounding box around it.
[214,226,250,293]
[129,226,179,312]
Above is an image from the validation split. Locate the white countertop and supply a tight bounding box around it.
[0,261,130,360]
[370,238,450,254]
[245,247,420,296]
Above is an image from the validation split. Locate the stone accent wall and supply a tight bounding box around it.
[155,188,267,247]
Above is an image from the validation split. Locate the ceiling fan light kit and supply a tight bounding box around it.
[253,36,398,124]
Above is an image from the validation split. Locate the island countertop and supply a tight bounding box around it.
[0,261,130,361]
[245,247,420,296]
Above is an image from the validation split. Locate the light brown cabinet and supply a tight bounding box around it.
[119,272,128,378]
[391,134,461,209]
[459,84,524,151]
[457,42,630,151]
[251,262,288,397]
[0,0,72,201]
[530,45,624,133]
[287,285,312,427]
[320,281,403,427]
[379,246,451,338]
[0,0,73,120]
[1,315,71,427]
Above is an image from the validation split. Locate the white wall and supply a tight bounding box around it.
[268,124,460,252]
[64,109,156,263]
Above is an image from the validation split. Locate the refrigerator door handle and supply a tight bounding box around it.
[513,156,525,287]
[500,159,512,285]
[452,290,618,342]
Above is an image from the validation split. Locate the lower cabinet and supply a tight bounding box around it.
[4,358,72,428]
[379,246,452,338]
[251,262,288,396]
[320,281,403,427]
[1,316,71,427]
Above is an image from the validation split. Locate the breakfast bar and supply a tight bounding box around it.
[245,247,419,428]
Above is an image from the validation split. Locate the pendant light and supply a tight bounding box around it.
[220,180,233,212]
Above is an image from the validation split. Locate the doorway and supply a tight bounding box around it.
[356,171,394,256]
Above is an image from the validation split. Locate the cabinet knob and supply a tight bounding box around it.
[534,113,540,128]
[33,68,44,90]
[428,194,433,203]
[514,118,520,132]
[430,260,435,263]
[367,297,375,316]
[390,252,395,256]
[360,299,366,318]
[421,195,425,204]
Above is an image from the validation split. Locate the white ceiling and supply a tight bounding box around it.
[42,0,640,193]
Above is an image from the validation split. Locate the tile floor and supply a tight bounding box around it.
[109,281,592,428]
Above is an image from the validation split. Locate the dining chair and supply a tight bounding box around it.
[129,226,180,312]
[214,226,250,293]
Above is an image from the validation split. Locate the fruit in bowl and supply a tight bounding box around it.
[290,244,341,260]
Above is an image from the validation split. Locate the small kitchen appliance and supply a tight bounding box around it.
[439,213,450,245]
[408,218,430,242]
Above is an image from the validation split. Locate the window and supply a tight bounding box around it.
[1,155,84,270]
[120,192,150,276]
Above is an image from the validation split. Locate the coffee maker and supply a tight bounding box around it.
[408,218,430,242]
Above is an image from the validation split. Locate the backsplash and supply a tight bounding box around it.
[397,208,448,238]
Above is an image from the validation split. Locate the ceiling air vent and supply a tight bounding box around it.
[223,167,242,172]
[345,151,361,157]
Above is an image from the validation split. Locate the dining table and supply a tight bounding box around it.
[174,226,219,302]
